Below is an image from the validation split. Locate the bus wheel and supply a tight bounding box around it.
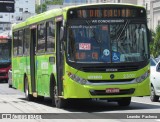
[9,84,12,88]
[24,77,33,101]
[150,86,159,102]
[54,86,66,108]
[37,96,44,102]
[117,97,131,106]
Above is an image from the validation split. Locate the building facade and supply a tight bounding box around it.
[0,0,36,33]
[150,0,160,30]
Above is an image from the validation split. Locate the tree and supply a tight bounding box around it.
[36,3,47,14]
[150,25,160,57]
[36,0,63,14]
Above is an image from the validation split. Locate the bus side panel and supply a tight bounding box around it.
[18,56,27,92]
[26,55,31,94]
[12,57,18,88]
[36,54,50,96]
[45,53,55,97]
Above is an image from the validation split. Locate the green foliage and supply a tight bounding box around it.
[36,3,47,14]
[46,0,63,5]
[150,25,160,57]
[36,0,63,14]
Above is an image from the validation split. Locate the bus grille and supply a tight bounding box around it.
[0,73,6,76]
[88,79,134,83]
[81,66,139,72]
[90,88,135,96]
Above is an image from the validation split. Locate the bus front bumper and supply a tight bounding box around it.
[63,77,150,99]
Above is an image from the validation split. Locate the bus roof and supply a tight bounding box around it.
[63,3,145,10]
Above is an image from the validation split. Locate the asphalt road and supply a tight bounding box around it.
[0,82,160,122]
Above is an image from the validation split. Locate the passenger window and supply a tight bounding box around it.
[13,31,18,56]
[18,30,23,56]
[24,28,30,55]
[46,21,55,52]
[37,23,46,53]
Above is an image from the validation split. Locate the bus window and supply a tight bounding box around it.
[13,31,18,56]
[46,21,55,52]
[37,23,46,53]
[18,30,23,56]
[24,28,30,55]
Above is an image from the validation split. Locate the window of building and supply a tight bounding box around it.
[5,27,10,30]
[46,21,55,52]
[13,31,18,56]
[24,28,30,55]
[0,15,3,18]
[37,23,46,53]
[18,30,23,56]
[19,8,23,12]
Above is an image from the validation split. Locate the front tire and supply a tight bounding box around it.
[150,86,159,102]
[24,77,33,101]
[117,97,131,106]
[9,84,12,88]
[54,86,66,108]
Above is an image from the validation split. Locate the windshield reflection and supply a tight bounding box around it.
[0,40,11,63]
[67,23,149,63]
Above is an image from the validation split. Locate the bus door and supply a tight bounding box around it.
[56,16,64,96]
[30,26,37,94]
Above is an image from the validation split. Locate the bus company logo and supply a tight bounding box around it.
[106,68,118,72]
[110,74,115,79]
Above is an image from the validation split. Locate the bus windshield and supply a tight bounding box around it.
[67,21,149,63]
[0,39,11,63]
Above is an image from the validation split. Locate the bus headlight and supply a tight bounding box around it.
[136,71,149,83]
[68,72,88,85]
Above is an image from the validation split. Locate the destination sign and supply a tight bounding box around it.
[68,7,146,19]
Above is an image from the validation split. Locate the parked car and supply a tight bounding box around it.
[150,58,160,102]
[8,68,12,88]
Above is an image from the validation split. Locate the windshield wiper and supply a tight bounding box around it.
[116,20,130,42]
[85,20,101,45]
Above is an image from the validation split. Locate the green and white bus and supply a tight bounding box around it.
[12,3,150,108]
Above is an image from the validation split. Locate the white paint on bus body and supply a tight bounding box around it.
[41,62,48,70]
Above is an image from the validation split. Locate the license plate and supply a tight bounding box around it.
[106,88,120,93]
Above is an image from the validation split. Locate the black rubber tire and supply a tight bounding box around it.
[9,84,12,88]
[24,77,34,101]
[50,79,56,106]
[37,96,44,101]
[117,97,131,106]
[150,86,159,102]
[54,86,66,108]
